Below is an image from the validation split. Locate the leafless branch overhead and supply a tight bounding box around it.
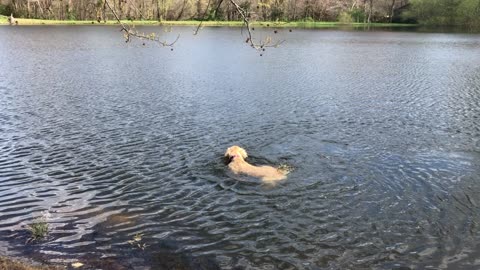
[104,0,284,51]
[104,0,179,47]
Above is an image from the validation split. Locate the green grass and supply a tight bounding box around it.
[0,15,7,24]
[27,219,49,242]
[0,17,416,28]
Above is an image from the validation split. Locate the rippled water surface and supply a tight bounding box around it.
[1,26,480,269]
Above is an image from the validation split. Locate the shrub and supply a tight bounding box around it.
[0,4,13,16]
[26,211,50,243]
[338,12,353,24]
[350,8,366,23]
[27,220,49,242]
[304,16,314,22]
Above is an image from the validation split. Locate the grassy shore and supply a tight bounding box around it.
[0,256,62,270]
[0,16,415,28]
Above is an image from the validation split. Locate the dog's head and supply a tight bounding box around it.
[224,145,248,163]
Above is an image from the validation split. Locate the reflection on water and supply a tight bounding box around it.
[0,26,480,269]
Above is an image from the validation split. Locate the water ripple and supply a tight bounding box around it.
[0,27,480,269]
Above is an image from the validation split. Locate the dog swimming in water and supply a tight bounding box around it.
[224,145,290,183]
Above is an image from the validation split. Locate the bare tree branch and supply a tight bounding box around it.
[227,0,284,50]
[103,0,284,51]
[104,0,179,47]
[193,0,214,35]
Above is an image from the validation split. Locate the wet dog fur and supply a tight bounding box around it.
[224,145,288,183]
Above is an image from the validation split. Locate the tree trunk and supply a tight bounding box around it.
[117,0,123,20]
[175,0,187,20]
[67,0,72,18]
[367,0,372,23]
[156,0,161,21]
[363,0,367,23]
[103,0,107,22]
[389,0,396,22]
[292,0,297,20]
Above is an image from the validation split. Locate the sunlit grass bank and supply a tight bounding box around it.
[0,15,8,24]
[0,17,415,28]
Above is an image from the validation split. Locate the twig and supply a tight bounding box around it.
[104,0,179,47]
[193,0,213,35]
[104,0,284,51]
[227,0,284,50]
[193,0,226,35]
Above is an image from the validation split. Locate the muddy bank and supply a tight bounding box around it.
[0,256,62,270]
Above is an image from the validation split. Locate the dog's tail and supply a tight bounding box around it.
[277,164,294,175]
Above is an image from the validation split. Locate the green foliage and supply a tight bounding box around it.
[2,0,418,26]
[270,7,284,21]
[207,8,222,21]
[66,5,77,20]
[406,0,480,27]
[0,5,6,16]
[96,0,104,8]
[350,8,366,23]
[338,8,367,24]
[0,4,13,16]
[304,16,314,22]
[27,220,49,242]
[456,0,480,28]
[338,12,353,24]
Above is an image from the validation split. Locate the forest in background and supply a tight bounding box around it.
[0,0,479,27]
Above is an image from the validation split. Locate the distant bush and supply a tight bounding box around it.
[338,12,353,24]
[270,7,284,21]
[304,17,314,22]
[350,8,366,23]
[406,0,480,28]
[457,0,480,29]
[67,12,76,20]
[0,4,13,16]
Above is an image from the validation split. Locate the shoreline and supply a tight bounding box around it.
[0,16,415,28]
[0,256,62,270]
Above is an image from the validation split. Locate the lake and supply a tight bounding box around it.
[0,25,479,269]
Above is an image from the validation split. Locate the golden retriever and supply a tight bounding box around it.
[224,145,289,183]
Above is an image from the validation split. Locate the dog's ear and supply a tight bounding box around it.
[224,147,233,157]
[224,155,233,165]
[238,147,248,159]
[225,146,248,159]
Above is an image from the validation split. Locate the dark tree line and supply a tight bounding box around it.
[403,0,480,28]
[0,0,410,23]
[1,0,479,27]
